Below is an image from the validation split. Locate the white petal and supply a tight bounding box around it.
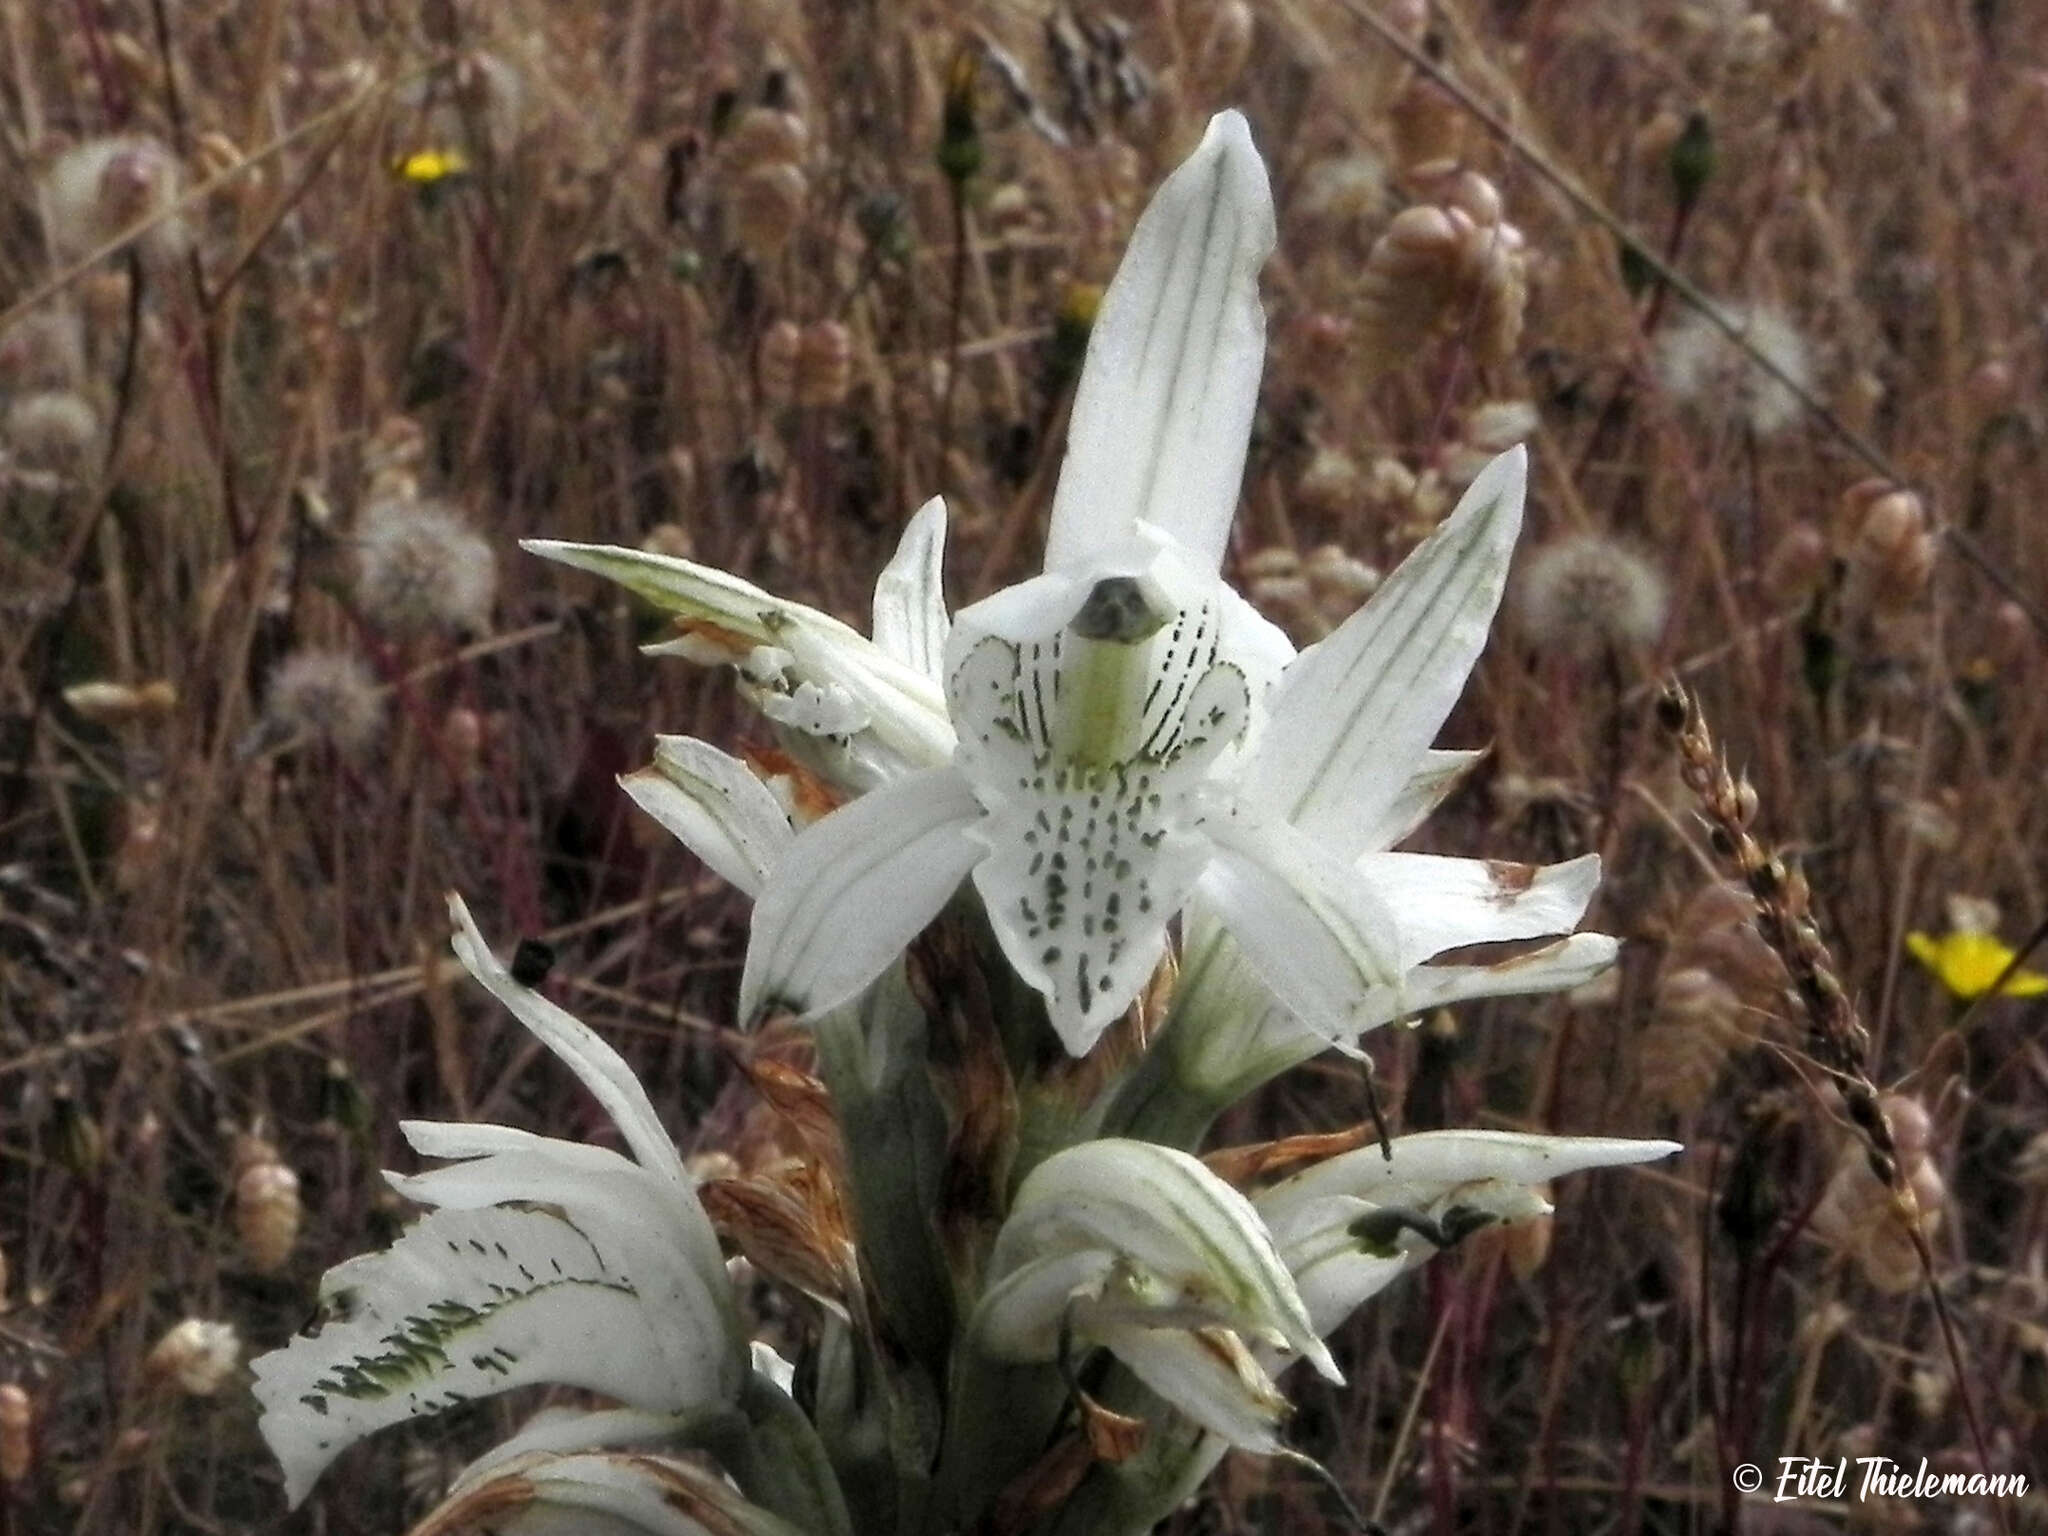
[1096,1324,1288,1454]
[1393,932,1620,1013]
[448,896,692,1198]
[1045,110,1274,574]
[1237,932,1622,1063]
[1247,447,1527,857]
[251,1207,723,1508]
[1197,807,1406,1048]
[619,737,792,898]
[1356,850,1602,969]
[870,496,950,681]
[1267,1206,1429,1338]
[738,766,982,1022]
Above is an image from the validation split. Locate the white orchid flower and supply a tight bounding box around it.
[739,113,1607,1065]
[528,109,1610,1070]
[738,111,1294,1056]
[972,1138,1337,1453]
[530,496,955,792]
[1252,1130,1680,1337]
[250,897,747,1508]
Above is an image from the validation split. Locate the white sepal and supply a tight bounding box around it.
[1246,447,1527,858]
[527,537,954,778]
[870,496,950,681]
[619,736,793,898]
[1357,850,1601,970]
[447,896,693,1197]
[1254,1130,1679,1336]
[1046,110,1274,575]
[738,766,982,1022]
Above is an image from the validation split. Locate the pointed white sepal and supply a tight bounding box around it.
[620,736,793,898]
[738,766,983,1022]
[1254,1130,1679,1336]
[1246,447,1528,858]
[1046,110,1275,574]
[870,496,951,682]
[1357,850,1602,970]
[527,537,954,780]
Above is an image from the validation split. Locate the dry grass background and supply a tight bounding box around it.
[2,0,2045,1531]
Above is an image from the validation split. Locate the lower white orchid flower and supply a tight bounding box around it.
[250,897,747,1508]
[972,1138,1337,1453]
[1252,1130,1680,1337]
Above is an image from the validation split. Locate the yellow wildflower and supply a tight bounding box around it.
[394,149,470,185]
[1905,929,2048,1001]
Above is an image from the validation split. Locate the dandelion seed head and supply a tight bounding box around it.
[147,1318,241,1397]
[1515,533,1669,660]
[1653,301,1812,435]
[353,495,496,636]
[3,390,99,475]
[264,649,383,755]
[42,134,188,264]
[0,308,87,392]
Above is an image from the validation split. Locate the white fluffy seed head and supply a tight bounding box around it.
[352,494,497,636]
[41,134,189,264]
[3,391,100,474]
[0,308,87,391]
[1515,534,1669,660]
[264,649,384,756]
[146,1318,241,1396]
[1653,302,1813,436]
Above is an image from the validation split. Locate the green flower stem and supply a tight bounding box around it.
[713,1372,857,1536]
[1032,1383,1219,1536]
[1095,1027,1228,1148]
[926,1346,1070,1534]
[813,971,958,1379]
